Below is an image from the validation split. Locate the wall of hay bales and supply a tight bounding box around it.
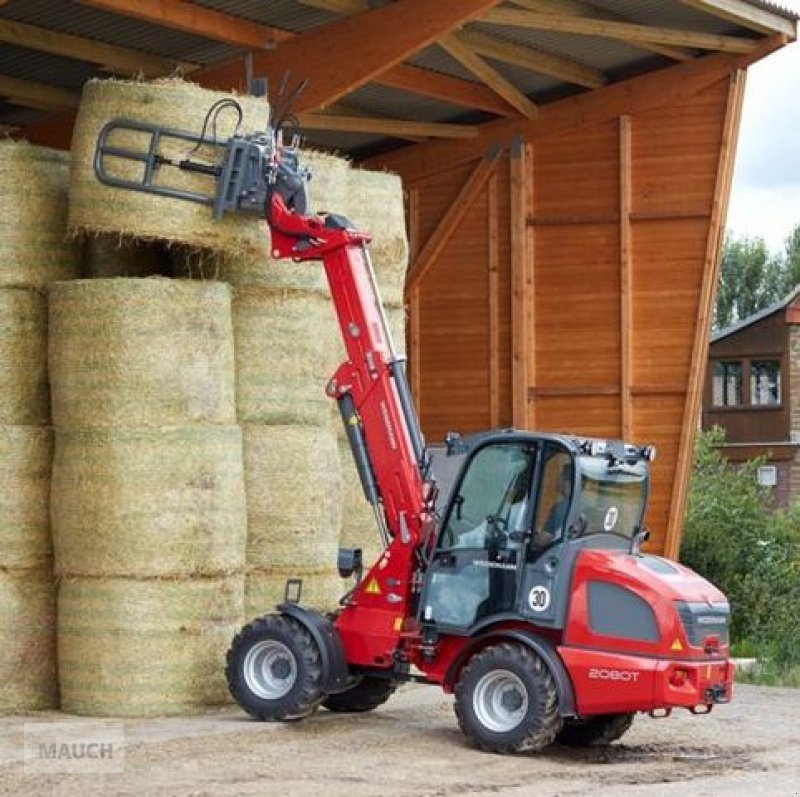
[0,140,80,711]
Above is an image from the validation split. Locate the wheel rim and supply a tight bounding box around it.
[472,669,529,733]
[243,640,298,700]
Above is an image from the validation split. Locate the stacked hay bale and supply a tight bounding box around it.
[335,167,410,568]
[176,151,351,617]
[49,279,246,716]
[0,141,80,711]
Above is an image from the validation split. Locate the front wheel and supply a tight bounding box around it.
[454,643,562,754]
[556,713,634,747]
[226,614,324,721]
[323,676,395,713]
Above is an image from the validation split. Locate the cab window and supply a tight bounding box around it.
[531,448,574,554]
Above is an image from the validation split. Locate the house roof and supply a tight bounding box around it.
[0,0,796,157]
[711,284,800,343]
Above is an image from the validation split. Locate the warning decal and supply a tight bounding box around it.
[365,578,381,595]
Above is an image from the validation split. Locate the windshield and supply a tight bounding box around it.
[575,455,647,540]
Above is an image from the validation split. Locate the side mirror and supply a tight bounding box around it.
[631,528,650,556]
[567,514,587,539]
[453,494,464,520]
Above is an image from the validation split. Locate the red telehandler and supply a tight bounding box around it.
[94,91,734,753]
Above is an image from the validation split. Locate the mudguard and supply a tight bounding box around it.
[277,603,351,694]
[445,628,577,717]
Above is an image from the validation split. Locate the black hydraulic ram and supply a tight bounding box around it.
[388,358,425,476]
[338,392,380,509]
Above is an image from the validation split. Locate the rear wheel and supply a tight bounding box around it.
[454,643,562,754]
[323,676,395,713]
[226,614,324,721]
[557,713,634,746]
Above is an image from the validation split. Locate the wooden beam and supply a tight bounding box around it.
[407,187,422,410]
[665,69,747,561]
[488,172,500,426]
[77,0,288,48]
[297,0,369,12]
[678,0,797,37]
[298,112,478,139]
[406,145,503,293]
[483,9,759,54]
[510,137,531,428]
[439,34,538,119]
[510,0,695,61]
[199,0,505,110]
[619,114,632,441]
[0,75,80,110]
[458,27,607,89]
[377,63,518,116]
[366,37,786,183]
[0,18,191,76]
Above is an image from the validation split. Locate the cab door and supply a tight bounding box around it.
[420,442,536,632]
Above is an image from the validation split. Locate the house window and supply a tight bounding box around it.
[711,360,743,407]
[757,465,777,488]
[750,360,781,406]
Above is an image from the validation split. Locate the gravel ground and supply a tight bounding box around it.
[0,683,797,796]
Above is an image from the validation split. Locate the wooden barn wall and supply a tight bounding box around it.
[401,72,744,558]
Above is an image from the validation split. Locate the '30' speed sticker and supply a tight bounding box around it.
[528,585,551,613]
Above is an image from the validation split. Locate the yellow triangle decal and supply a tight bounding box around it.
[671,638,684,652]
[365,578,381,595]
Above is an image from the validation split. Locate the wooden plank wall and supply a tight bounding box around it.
[402,73,744,557]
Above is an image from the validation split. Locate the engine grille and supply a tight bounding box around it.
[676,601,731,647]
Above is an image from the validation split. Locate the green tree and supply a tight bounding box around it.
[783,223,800,292]
[715,234,787,330]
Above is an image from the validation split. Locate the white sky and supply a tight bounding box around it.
[726,0,800,253]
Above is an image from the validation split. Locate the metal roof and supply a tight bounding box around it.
[711,285,800,343]
[0,0,795,157]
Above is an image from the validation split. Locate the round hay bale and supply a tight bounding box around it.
[0,426,53,569]
[52,425,246,578]
[0,288,49,425]
[0,566,57,711]
[58,574,243,717]
[83,234,173,279]
[0,141,81,288]
[243,423,341,571]
[340,168,408,306]
[49,278,235,427]
[246,569,342,617]
[337,436,383,568]
[69,78,270,254]
[234,286,337,425]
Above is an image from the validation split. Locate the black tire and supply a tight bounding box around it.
[556,713,634,747]
[454,643,562,754]
[323,677,396,713]
[226,614,324,721]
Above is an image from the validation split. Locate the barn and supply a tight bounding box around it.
[3,0,797,561]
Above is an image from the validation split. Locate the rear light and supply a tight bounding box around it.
[703,635,720,654]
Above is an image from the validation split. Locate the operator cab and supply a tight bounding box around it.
[420,431,653,634]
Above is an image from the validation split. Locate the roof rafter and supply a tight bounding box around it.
[0,18,193,76]
[678,0,797,37]
[0,75,80,110]
[75,0,518,116]
[484,8,759,54]
[439,34,538,119]
[298,112,479,139]
[510,0,695,61]
[458,27,606,88]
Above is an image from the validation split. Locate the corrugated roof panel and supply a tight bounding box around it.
[0,101,49,128]
[482,57,564,96]
[191,0,337,33]
[407,45,485,83]
[0,43,97,91]
[0,0,238,65]
[344,82,474,123]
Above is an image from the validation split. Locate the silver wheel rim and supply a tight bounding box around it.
[243,640,298,700]
[472,669,529,733]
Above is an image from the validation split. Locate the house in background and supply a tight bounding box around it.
[702,287,800,506]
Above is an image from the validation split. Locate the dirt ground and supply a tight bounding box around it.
[0,683,797,797]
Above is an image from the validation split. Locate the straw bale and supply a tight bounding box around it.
[339,167,408,306]
[83,234,173,279]
[52,425,246,578]
[69,79,270,253]
[0,141,81,287]
[243,423,341,570]
[49,278,235,427]
[0,566,57,711]
[234,286,338,425]
[246,569,342,617]
[58,574,243,716]
[0,288,49,425]
[337,436,383,568]
[0,426,53,569]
